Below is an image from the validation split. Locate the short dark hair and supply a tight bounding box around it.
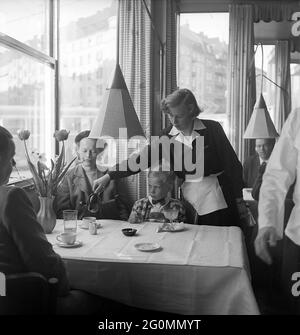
[0,126,13,158]
[161,88,202,117]
[75,130,91,145]
[255,138,276,146]
[148,169,176,186]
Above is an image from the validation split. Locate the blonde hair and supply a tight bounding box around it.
[161,88,202,118]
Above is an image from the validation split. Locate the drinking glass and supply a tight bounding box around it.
[63,210,78,233]
[164,208,179,224]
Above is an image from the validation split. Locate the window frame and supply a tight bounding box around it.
[0,0,59,185]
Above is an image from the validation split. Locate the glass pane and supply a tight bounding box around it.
[178,13,229,134]
[0,45,55,183]
[59,0,117,164]
[0,0,50,54]
[291,63,300,112]
[254,45,275,122]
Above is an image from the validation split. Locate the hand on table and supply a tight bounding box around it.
[254,227,278,265]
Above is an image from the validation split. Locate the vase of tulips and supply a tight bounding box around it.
[18,129,76,234]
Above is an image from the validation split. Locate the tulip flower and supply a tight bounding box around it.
[18,128,76,197]
[17,129,30,141]
[53,129,70,142]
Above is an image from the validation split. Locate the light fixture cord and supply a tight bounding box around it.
[116,0,120,65]
[261,42,264,94]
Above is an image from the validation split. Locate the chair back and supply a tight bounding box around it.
[0,272,58,315]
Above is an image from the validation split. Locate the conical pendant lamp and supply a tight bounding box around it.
[89,2,145,140]
[244,43,279,139]
[243,93,279,139]
[89,63,145,139]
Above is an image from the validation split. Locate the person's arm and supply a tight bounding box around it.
[128,200,143,223]
[93,137,162,194]
[255,111,299,264]
[101,180,129,220]
[3,187,70,296]
[258,113,298,238]
[210,121,252,226]
[212,121,244,199]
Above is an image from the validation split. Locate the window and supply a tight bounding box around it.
[0,0,55,183]
[291,63,300,112]
[0,0,50,54]
[59,0,117,163]
[178,13,229,134]
[254,44,276,121]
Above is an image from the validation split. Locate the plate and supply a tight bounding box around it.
[57,240,82,248]
[79,222,101,230]
[134,242,161,252]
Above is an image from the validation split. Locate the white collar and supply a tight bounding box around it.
[259,157,268,165]
[168,118,206,136]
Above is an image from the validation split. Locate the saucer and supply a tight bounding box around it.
[134,242,161,252]
[57,240,82,248]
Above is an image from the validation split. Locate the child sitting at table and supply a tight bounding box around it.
[128,168,186,223]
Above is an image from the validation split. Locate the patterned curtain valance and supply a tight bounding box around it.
[252,2,298,22]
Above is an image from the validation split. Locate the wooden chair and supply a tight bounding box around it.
[0,272,58,315]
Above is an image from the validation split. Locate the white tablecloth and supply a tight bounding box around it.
[47,220,260,315]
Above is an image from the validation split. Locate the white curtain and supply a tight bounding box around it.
[227,4,256,162]
[164,0,178,96]
[118,0,153,204]
[274,40,291,132]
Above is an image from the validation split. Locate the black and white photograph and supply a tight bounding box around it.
[0,0,300,331]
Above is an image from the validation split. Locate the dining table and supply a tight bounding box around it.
[47,219,260,315]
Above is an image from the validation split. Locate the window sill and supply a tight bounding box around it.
[7,178,35,190]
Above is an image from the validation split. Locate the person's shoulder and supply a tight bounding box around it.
[134,197,148,206]
[244,153,258,165]
[0,185,26,200]
[200,119,222,128]
[0,186,28,213]
[283,108,300,137]
[66,165,77,176]
[160,125,173,136]
[62,165,80,181]
[199,119,227,136]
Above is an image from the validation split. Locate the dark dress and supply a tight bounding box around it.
[108,119,244,227]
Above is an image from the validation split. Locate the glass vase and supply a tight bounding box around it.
[37,196,56,234]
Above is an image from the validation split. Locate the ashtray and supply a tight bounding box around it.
[122,228,137,236]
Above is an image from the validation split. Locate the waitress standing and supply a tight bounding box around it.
[93,88,247,227]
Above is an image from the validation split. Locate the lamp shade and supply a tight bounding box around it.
[89,64,145,139]
[243,94,279,139]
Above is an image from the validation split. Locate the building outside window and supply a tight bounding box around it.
[291,62,300,112]
[0,0,55,183]
[59,0,117,165]
[178,13,229,134]
[0,0,118,183]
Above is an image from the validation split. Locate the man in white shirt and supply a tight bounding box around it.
[255,109,300,313]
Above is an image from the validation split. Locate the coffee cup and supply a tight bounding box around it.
[81,216,96,229]
[56,232,76,245]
